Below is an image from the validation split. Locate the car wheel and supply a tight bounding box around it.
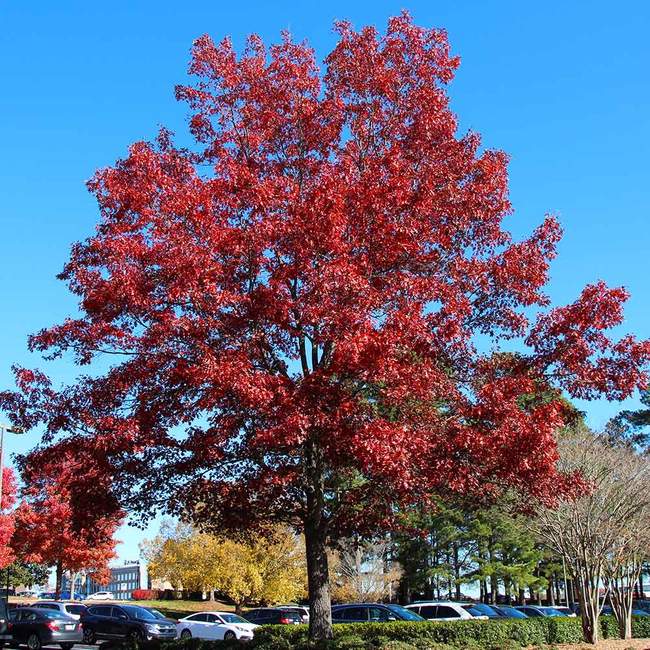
[180,629,192,639]
[224,631,236,641]
[128,629,145,642]
[60,644,74,650]
[82,627,96,644]
[26,634,41,650]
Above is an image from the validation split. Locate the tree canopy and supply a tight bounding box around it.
[1,12,649,638]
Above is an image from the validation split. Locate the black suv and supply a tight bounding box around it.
[244,608,302,625]
[331,604,424,623]
[80,604,177,643]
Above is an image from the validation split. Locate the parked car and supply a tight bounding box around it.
[601,606,650,617]
[176,611,257,641]
[80,604,177,643]
[0,599,11,645]
[277,605,309,623]
[15,592,38,598]
[36,593,55,600]
[459,603,502,619]
[85,591,113,601]
[490,605,528,619]
[56,592,84,602]
[8,607,82,650]
[331,604,424,623]
[549,606,577,617]
[30,602,88,620]
[243,608,303,625]
[514,605,565,617]
[405,602,486,621]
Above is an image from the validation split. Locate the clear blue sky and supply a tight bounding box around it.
[1,0,649,563]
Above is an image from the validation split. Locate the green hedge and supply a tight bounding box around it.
[98,614,650,650]
[253,618,583,648]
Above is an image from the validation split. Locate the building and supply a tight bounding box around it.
[67,561,148,600]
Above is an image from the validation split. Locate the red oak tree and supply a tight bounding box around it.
[12,441,122,597]
[0,468,18,569]
[1,14,649,637]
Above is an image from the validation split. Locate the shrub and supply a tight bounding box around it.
[131,589,159,600]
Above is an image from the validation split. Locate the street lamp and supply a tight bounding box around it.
[0,423,25,509]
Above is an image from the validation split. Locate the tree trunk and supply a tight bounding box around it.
[576,568,601,645]
[55,560,63,601]
[304,440,332,641]
[453,544,461,601]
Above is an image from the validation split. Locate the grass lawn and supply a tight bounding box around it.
[134,599,236,618]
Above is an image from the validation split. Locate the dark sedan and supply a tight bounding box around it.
[332,604,424,623]
[9,607,82,650]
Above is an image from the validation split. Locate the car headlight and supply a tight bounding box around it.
[145,624,160,632]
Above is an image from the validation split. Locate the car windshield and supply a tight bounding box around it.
[498,606,527,619]
[543,608,564,617]
[121,606,157,621]
[220,614,248,624]
[150,610,167,620]
[462,604,499,617]
[386,604,423,621]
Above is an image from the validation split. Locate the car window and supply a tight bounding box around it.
[205,614,219,623]
[522,608,541,617]
[386,605,423,621]
[186,613,206,622]
[90,606,112,616]
[436,606,461,618]
[219,614,248,624]
[417,606,434,618]
[22,612,39,621]
[340,607,367,621]
[112,607,128,619]
[369,607,390,622]
[121,606,156,620]
[65,605,86,616]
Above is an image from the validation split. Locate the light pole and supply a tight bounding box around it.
[0,423,24,509]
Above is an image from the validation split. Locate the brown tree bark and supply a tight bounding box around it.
[54,560,63,601]
[304,440,332,641]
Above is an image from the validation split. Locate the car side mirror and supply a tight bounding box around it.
[387,616,397,621]
[119,614,128,620]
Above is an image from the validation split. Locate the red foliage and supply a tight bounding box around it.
[0,467,18,569]
[131,589,158,600]
[11,441,123,589]
[0,12,649,631]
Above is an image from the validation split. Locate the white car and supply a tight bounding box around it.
[405,602,488,621]
[85,591,114,601]
[30,601,88,620]
[177,611,257,641]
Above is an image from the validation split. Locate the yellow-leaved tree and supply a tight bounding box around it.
[142,521,306,609]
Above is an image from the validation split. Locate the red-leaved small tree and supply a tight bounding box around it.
[0,468,18,569]
[12,441,122,598]
[1,14,649,637]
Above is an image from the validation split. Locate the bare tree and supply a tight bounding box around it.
[534,430,650,643]
[329,537,402,603]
